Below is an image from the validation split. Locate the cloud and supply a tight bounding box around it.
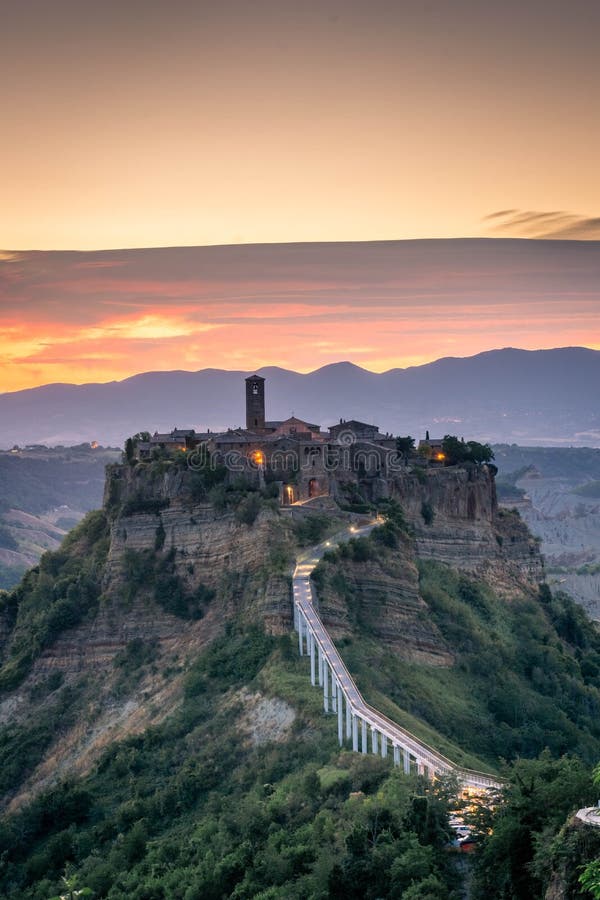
[1,241,599,391]
[485,209,600,240]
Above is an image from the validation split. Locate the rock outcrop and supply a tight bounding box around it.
[390,465,543,595]
[314,534,454,666]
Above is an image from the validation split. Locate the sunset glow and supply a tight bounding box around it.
[2,2,600,253]
[1,2,599,391]
[1,241,598,391]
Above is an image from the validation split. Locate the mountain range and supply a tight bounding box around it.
[0,346,599,448]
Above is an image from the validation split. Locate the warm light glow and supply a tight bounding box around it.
[2,4,600,250]
[252,450,265,466]
[1,242,597,392]
[0,6,599,390]
[436,452,446,461]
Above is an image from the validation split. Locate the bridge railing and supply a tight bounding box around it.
[293,536,505,792]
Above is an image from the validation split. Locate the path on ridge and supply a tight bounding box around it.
[292,518,504,792]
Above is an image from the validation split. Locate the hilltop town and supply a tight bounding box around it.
[131,374,489,506]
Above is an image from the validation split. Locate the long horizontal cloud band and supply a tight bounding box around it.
[1,239,599,391]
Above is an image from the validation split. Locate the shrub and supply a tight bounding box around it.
[371,521,398,548]
[122,497,170,517]
[154,522,166,551]
[294,514,331,546]
[235,493,262,526]
[114,639,158,673]
[420,501,434,525]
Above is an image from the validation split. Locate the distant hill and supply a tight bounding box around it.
[0,445,121,588]
[0,347,599,447]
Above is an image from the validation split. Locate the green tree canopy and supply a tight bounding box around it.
[441,436,494,466]
[396,436,416,457]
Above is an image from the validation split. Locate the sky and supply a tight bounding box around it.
[1,239,599,391]
[1,0,599,389]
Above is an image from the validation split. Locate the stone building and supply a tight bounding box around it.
[136,373,403,504]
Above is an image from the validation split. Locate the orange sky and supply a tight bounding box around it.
[1,240,598,392]
[2,1,600,251]
[1,2,599,389]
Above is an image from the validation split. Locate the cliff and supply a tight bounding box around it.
[311,531,454,667]
[103,462,295,634]
[390,464,543,594]
[0,458,547,810]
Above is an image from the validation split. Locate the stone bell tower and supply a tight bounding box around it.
[245,374,266,432]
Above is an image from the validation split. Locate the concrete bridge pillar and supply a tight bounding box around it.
[345,696,352,739]
[331,672,338,713]
[293,601,299,630]
[310,632,316,686]
[403,748,411,775]
[381,734,387,759]
[323,660,329,713]
[352,713,359,752]
[298,611,304,656]
[372,727,378,755]
[417,761,425,777]
[317,643,323,687]
[393,744,400,766]
[361,718,368,754]
[337,684,343,746]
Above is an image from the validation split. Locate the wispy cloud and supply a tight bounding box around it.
[485,209,600,239]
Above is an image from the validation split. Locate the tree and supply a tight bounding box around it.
[466,441,494,465]
[472,753,594,900]
[580,859,600,899]
[124,437,135,463]
[441,436,469,465]
[441,436,494,466]
[49,867,93,900]
[396,436,415,457]
[124,432,150,464]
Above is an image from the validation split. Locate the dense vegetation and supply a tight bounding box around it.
[0,511,110,690]
[471,752,599,900]
[441,436,494,466]
[121,547,215,620]
[3,468,600,896]
[0,630,464,900]
[314,534,600,768]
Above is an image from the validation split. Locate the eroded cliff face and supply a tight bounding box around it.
[0,465,296,811]
[314,533,454,667]
[389,465,543,596]
[104,462,294,634]
[0,459,545,810]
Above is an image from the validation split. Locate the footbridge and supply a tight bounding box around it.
[292,521,504,792]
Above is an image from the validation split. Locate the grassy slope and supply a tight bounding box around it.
[3,506,600,895]
[314,536,600,769]
[0,632,461,900]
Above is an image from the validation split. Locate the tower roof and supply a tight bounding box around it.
[245,373,265,381]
